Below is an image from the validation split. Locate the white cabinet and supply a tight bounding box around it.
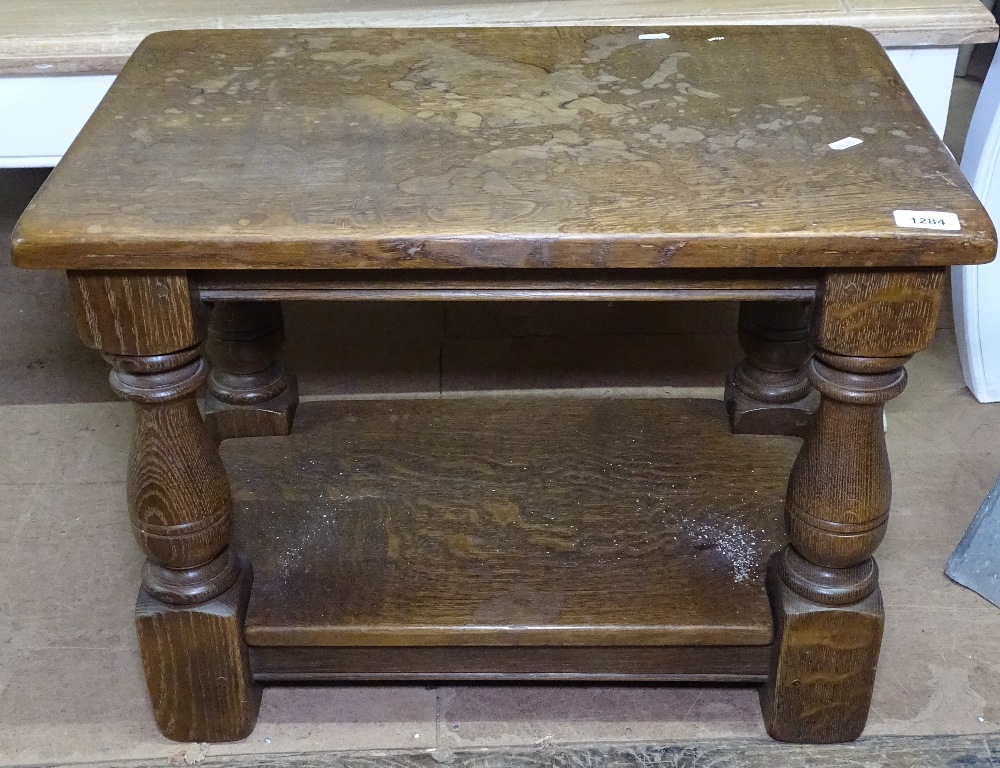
[886,46,960,137]
[0,74,114,167]
[953,55,1000,401]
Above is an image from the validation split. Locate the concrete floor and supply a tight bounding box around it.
[1,78,999,764]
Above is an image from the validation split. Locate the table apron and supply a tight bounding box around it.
[192,269,818,303]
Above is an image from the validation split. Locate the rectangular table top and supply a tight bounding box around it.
[2,0,997,76]
[12,26,996,271]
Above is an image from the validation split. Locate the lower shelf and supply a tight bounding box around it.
[249,645,772,683]
[226,397,800,664]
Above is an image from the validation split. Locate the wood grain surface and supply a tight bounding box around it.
[135,557,261,742]
[784,360,906,571]
[126,395,233,570]
[1,0,997,76]
[248,644,771,682]
[203,301,298,440]
[68,270,202,356]
[222,398,800,648]
[761,572,883,743]
[725,300,816,437]
[13,26,995,270]
[812,268,945,358]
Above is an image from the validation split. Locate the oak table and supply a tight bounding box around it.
[11,26,996,744]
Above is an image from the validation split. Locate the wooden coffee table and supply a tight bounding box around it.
[11,26,995,744]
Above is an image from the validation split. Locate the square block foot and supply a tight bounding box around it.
[760,562,883,743]
[725,381,817,438]
[203,377,298,441]
[135,556,261,742]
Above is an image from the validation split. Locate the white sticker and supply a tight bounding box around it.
[638,33,670,40]
[829,136,864,150]
[893,210,961,231]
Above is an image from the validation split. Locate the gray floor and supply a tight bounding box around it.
[1,78,999,764]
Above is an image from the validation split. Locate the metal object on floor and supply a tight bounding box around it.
[946,471,1000,608]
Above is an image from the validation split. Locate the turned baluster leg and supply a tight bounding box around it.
[726,300,816,437]
[68,271,260,742]
[203,300,298,441]
[761,269,945,743]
